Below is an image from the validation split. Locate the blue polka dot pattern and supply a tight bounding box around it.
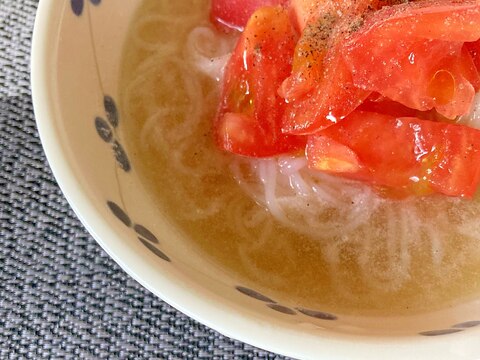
[71,0,102,16]
[94,95,131,172]
[106,201,170,262]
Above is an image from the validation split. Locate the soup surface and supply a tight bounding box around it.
[120,0,480,316]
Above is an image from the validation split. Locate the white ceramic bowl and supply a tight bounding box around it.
[31,1,480,358]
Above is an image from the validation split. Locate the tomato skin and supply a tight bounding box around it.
[365,0,480,42]
[343,0,480,119]
[210,0,289,32]
[306,111,480,198]
[215,6,306,157]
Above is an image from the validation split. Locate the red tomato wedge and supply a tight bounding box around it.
[281,0,409,102]
[210,0,289,32]
[343,0,480,119]
[279,0,407,135]
[281,0,370,103]
[280,4,372,135]
[306,111,480,198]
[214,6,305,157]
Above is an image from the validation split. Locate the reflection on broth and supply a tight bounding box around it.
[120,0,480,316]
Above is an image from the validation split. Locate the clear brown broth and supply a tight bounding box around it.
[120,0,480,316]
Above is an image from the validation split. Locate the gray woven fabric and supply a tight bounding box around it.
[0,1,289,358]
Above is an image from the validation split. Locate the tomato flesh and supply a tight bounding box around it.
[280,0,408,134]
[281,0,372,103]
[281,47,370,134]
[280,12,372,134]
[358,93,450,121]
[307,111,480,198]
[364,0,480,42]
[210,0,289,32]
[343,0,480,119]
[215,6,305,157]
[466,39,480,72]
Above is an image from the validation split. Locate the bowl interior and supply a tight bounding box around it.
[32,0,480,358]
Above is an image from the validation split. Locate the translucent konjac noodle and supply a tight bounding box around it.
[121,0,480,315]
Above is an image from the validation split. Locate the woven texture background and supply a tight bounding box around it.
[0,1,288,358]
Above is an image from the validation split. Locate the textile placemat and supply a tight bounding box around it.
[0,1,289,358]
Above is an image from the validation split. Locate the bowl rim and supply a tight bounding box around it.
[30,1,480,359]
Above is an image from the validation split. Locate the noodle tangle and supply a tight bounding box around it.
[122,1,480,295]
